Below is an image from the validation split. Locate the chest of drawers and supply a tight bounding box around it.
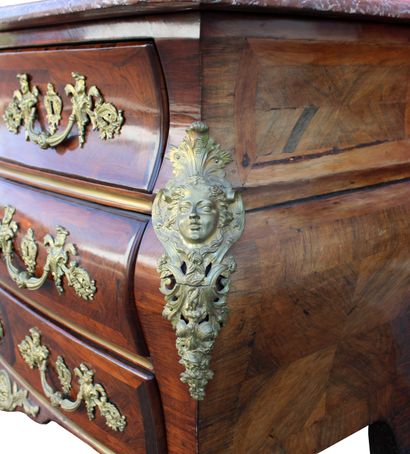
[0,1,410,453]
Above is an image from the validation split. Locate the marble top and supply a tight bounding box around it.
[0,0,409,31]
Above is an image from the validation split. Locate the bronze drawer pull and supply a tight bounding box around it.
[18,327,126,432]
[0,205,96,300]
[152,122,245,400]
[3,73,123,149]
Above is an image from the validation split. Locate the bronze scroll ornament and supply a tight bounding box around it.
[0,369,39,417]
[152,122,245,400]
[3,72,123,149]
[0,205,96,301]
[18,327,126,432]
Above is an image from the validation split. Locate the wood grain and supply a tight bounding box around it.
[0,14,200,211]
[201,13,410,210]
[0,178,150,365]
[0,42,167,193]
[0,287,166,454]
[196,180,410,453]
[1,7,410,454]
[135,225,198,454]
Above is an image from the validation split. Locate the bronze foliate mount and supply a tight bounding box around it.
[3,72,124,149]
[0,205,96,301]
[152,122,245,400]
[0,369,39,417]
[18,327,126,432]
[0,320,39,417]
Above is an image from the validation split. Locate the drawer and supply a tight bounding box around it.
[0,179,150,365]
[0,288,166,454]
[0,42,167,193]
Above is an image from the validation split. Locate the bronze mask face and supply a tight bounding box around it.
[177,184,219,245]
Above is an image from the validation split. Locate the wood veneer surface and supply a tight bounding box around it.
[0,287,166,454]
[0,178,150,363]
[135,179,410,453]
[201,13,410,210]
[0,6,409,454]
[0,42,167,193]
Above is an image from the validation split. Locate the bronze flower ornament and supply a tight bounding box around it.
[18,327,126,432]
[0,206,96,301]
[3,72,123,149]
[0,369,39,417]
[152,122,245,400]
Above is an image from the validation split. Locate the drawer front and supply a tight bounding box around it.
[0,288,166,454]
[0,42,166,192]
[0,179,150,363]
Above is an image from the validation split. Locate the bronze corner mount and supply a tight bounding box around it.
[152,121,245,400]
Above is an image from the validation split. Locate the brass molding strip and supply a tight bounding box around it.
[0,357,115,454]
[0,165,153,214]
[0,281,154,372]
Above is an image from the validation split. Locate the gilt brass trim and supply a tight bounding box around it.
[3,73,123,149]
[0,165,153,214]
[152,122,245,400]
[0,369,39,416]
[0,358,115,454]
[18,327,127,432]
[0,205,96,300]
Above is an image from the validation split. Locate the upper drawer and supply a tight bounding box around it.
[0,42,167,193]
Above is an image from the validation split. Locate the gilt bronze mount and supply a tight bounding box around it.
[152,122,245,400]
[18,327,126,432]
[0,205,96,301]
[0,369,39,417]
[3,72,123,149]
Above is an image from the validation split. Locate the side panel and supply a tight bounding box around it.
[202,13,410,209]
[198,180,410,453]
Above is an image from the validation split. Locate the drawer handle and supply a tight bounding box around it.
[18,327,127,432]
[152,122,245,400]
[0,369,39,417]
[0,205,96,300]
[3,72,124,150]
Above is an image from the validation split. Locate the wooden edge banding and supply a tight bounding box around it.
[0,281,154,372]
[0,356,115,454]
[0,164,153,214]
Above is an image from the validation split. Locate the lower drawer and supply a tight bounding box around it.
[0,287,166,454]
